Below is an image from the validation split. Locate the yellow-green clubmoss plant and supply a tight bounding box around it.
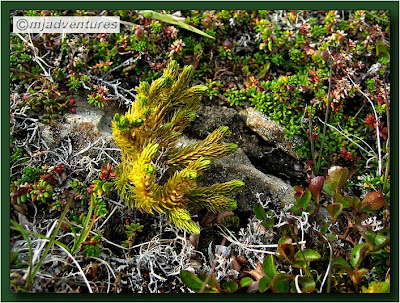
[112,60,244,234]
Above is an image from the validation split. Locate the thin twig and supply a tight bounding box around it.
[199,237,227,293]
[56,245,93,293]
[316,117,375,158]
[344,69,382,175]
[319,235,333,293]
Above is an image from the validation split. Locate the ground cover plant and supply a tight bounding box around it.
[9,9,391,295]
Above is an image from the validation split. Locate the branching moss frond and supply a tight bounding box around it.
[112,60,244,234]
[165,208,201,234]
[165,127,237,168]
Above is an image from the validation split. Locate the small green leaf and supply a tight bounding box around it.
[296,189,312,210]
[333,193,352,208]
[375,229,390,246]
[292,260,307,269]
[359,229,376,247]
[102,182,114,193]
[262,210,275,227]
[239,277,254,288]
[222,281,238,293]
[254,203,267,222]
[327,203,343,222]
[350,243,370,269]
[139,10,215,39]
[198,273,220,290]
[290,205,303,216]
[270,273,293,293]
[294,249,321,262]
[262,255,277,278]
[320,222,330,234]
[297,276,316,293]
[268,40,273,52]
[258,276,271,293]
[332,257,352,271]
[179,270,204,291]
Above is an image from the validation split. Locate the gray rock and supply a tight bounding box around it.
[184,103,306,186]
[38,95,122,153]
[177,135,294,213]
[202,149,294,213]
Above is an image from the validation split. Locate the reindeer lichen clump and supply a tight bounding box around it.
[112,60,244,234]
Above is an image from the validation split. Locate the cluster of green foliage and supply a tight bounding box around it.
[10,10,389,176]
[10,165,57,204]
[9,9,391,294]
[112,60,244,234]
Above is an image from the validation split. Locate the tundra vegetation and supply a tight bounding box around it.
[9,9,391,294]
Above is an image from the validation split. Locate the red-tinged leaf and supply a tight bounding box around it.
[293,186,304,199]
[323,166,349,195]
[277,243,295,263]
[309,176,325,199]
[353,268,369,280]
[360,191,386,212]
[278,236,292,246]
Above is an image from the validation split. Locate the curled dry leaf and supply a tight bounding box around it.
[248,261,265,281]
[11,202,28,215]
[189,233,200,248]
